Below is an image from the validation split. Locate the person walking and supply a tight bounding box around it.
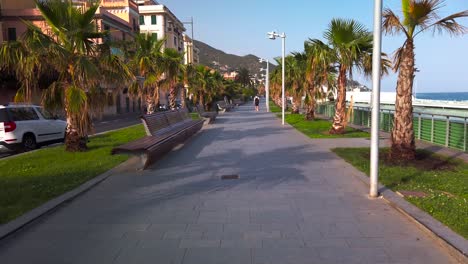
[254,95,260,112]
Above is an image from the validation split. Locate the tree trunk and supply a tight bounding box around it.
[291,95,300,114]
[169,82,177,110]
[180,86,187,109]
[330,65,347,134]
[306,86,316,120]
[390,39,416,161]
[64,108,87,152]
[146,93,155,114]
[199,92,205,110]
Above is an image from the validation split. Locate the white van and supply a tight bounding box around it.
[0,104,67,152]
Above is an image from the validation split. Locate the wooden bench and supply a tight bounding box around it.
[195,105,217,123]
[111,108,204,169]
[217,101,233,112]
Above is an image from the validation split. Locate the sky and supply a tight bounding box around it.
[160,0,468,93]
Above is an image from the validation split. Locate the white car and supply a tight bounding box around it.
[0,104,67,152]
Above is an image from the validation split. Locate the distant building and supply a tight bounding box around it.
[0,0,141,116]
[136,0,185,53]
[223,72,238,81]
[183,33,197,65]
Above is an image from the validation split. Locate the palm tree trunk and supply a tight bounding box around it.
[330,66,347,134]
[180,86,187,108]
[390,40,416,161]
[291,95,300,114]
[306,86,316,120]
[169,83,177,110]
[64,107,87,152]
[199,92,205,110]
[146,93,155,114]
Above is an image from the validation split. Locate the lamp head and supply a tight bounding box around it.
[267,31,277,40]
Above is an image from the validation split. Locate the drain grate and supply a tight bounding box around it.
[221,174,240,180]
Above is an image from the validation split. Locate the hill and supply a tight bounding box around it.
[193,39,276,78]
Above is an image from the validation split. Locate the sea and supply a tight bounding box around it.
[416,92,468,102]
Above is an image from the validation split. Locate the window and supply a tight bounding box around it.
[151,33,158,40]
[8,108,39,121]
[0,109,10,122]
[174,36,177,45]
[7,28,17,41]
[151,15,157,25]
[139,16,145,25]
[36,107,54,120]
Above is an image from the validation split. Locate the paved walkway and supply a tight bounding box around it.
[0,101,458,264]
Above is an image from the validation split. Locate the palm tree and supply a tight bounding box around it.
[269,57,284,107]
[304,39,337,120]
[128,34,165,114]
[383,0,468,160]
[0,0,131,151]
[162,48,184,110]
[236,67,252,88]
[312,19,374,134]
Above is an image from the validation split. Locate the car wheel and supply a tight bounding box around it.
[22,134,37,151]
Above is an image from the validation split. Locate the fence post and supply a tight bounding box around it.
[464,117,467,152]
[418,113,422,140]
[445,116,450,147]
[388,110,391,132]
[431,115,434,143]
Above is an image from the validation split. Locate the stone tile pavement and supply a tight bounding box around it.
[0,100,459,264]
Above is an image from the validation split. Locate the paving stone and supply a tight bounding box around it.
[183,248,252,264]
[179,239,220,248]
[0,102,457,264]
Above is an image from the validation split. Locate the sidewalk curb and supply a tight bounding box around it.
[348,166,468,263]
[0,157,138,241]
[275,111,467,262]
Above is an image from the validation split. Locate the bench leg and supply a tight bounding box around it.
[139,153,149,170]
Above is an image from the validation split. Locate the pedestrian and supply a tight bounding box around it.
[254,95,260,112]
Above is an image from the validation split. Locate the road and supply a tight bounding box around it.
[0,112,142,159]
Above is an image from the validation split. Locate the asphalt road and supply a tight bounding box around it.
[0,112,142,159]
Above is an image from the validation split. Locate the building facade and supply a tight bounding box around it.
[137,0,185,53]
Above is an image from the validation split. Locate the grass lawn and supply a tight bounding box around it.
[0,124,146,224]
[333,148,468,239]
[269,102,368,138]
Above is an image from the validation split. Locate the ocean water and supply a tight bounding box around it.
[416,92,468,102]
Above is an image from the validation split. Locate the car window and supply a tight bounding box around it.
[8,107,40,121]
[36,107,55,120]
[0,109,10,122]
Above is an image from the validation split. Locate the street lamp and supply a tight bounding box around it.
[370,0,383,198]
[267,31,286,125]
[259,58,270,112]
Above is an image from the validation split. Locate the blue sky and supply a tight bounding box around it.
[161,0,467,93]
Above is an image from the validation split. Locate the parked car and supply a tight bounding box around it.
[0,104,67,152]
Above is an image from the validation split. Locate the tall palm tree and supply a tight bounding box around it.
[162,48,184,110]
[128,34,165,114]
[0,0,131,151]
[236,67,252,88]
[312,19,374,134]
[304,39,337,120]
[383,0,468,160]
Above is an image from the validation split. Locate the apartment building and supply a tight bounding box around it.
[0,0,141,115]
[137,0,185,53]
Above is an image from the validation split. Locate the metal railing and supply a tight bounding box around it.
[316,103,468,152]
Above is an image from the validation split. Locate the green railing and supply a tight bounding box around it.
[316,104,468,152]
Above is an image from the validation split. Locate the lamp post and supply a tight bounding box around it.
[267,31,286,125]
[370,0,383,198]
[259,58,270,112]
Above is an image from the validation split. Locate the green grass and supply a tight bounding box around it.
[190,112,201,120]
[269,101,368,138]
[0,125,146,224]
[333,148,468,239]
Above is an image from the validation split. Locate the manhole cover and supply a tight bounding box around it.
[397,191,428,198]
[221,174,240,180]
